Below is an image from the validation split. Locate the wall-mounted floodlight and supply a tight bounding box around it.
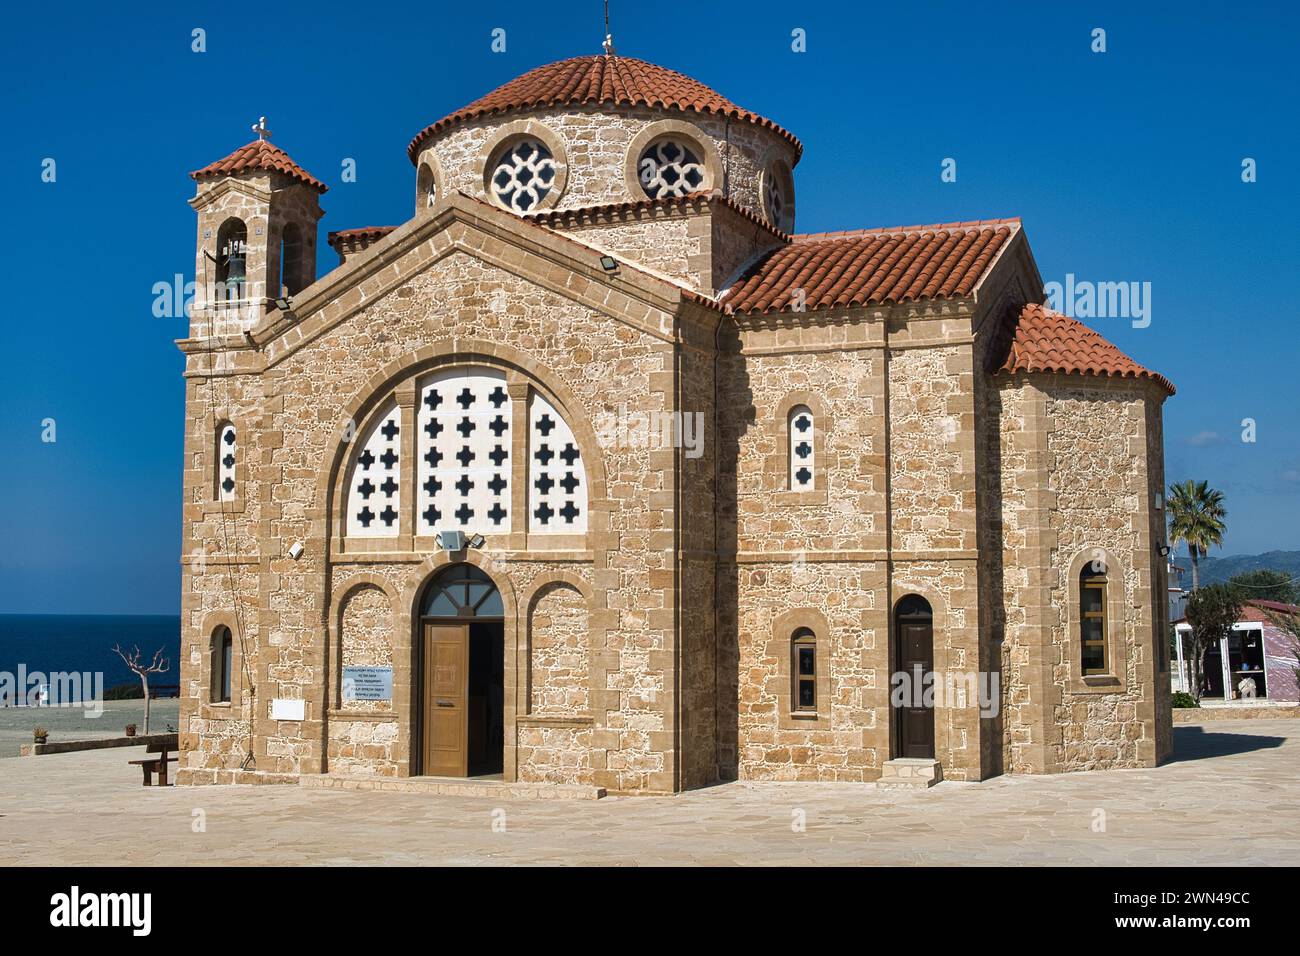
[599,255,619,274]
[437,529,465,552]
[288,541,305,560]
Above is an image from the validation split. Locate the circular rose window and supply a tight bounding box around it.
[488,138,556,212]
[638,139,707,198]
[763,161,794,232]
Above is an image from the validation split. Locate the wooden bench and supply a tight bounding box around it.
[128,735,179,786]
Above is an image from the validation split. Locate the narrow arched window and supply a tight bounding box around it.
[210,626,233,703]
[216,423,237,501]
[215,218,247,302]
[279,222,304,296]
[417,162,437,208]
[1080,562,1109,675]
[788,405,814,490]
[791,628,817,713]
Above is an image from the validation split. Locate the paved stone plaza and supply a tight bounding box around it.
[2,720,1296,866]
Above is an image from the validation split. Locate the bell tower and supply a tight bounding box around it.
[188,118,327,338]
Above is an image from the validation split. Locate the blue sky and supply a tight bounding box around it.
[0,2,1296,614]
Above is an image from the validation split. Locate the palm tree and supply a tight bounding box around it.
[1167,479,1227,592]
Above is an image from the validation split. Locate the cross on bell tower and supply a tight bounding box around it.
[602,0,616,54]
[251,116,272,141]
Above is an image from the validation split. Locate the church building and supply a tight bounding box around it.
[177,49,1175,794]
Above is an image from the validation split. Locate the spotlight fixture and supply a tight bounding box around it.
[274,296,292,311]
[599,255,619,274]
[288,541,305,560]
[437,529,465,552]
[468,533,486,549]
[1158,545,1171,557]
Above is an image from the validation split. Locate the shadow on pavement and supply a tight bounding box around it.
[1167,724,1287,763]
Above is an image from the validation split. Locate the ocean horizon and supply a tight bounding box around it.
[0,613,182,703]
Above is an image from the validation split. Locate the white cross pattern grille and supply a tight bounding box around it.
[764,163,791,232]
[529,393,587,533]
[489,139,556,212]
[418,367,512,535]
[217,423,237,501]
[638,139,706,198]
[789,405,814,489]
[347,407,401,537]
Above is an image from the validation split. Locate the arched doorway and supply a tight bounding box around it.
[417,564,505,777]
[894,594,935,759]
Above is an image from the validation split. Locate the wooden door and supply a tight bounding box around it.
[897,620,936,758]
[422,623,468,776]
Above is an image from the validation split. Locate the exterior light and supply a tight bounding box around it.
[599,255,619,273]
[437,529,465,552]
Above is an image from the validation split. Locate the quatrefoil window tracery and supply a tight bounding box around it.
[489,138,557,212]
[638,139,707,198]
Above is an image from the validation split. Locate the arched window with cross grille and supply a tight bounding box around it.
[416,367,513,536]
[346,405,402,537]
[216,422,237,502]
[528,392,587,533]
[788,405,814,490]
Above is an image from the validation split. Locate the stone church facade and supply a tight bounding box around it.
[176,53,1174,794]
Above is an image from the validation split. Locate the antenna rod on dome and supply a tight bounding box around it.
[602,0,615,55]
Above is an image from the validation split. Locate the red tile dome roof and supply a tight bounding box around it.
[406,53,800,163]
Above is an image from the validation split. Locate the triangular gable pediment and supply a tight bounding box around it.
[251,192,719,369]
[188,176,273,210]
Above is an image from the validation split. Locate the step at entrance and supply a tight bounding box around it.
[875,758,943,790]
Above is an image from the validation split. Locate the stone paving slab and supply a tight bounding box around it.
[1,720,1297,866]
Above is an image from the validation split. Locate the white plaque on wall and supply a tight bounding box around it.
[270,698,306,721]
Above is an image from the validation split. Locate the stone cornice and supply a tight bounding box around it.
[238,192,720,370]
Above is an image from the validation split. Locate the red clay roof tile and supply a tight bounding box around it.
[721,220,1017,313]
[522,190,789,241]
[407,54,800,162]
[326,226,397,248]
[191,139,328,193]
[995,303,1175,394]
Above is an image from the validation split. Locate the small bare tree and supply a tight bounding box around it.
[112,645,169,734]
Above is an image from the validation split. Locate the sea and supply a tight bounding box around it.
[0,614,182,704]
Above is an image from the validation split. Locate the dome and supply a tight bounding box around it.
[406,53,800,163]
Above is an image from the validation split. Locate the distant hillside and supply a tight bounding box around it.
[1192,551,1300,587]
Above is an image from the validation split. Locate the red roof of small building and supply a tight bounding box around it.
[326,226,397,248]
[1247,599,1300,617]
[191,139,328,193]
[721,219,1018,314]
[407,53,800,162]
[995,303,1175,394]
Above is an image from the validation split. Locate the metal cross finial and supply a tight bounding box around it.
[602,0,615,55]
[251,116,272,141]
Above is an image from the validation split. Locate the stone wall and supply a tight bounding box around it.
[179,198,707,791]
[993,372,1169,774]
[415,105,796,225]
[528,582,589,714]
